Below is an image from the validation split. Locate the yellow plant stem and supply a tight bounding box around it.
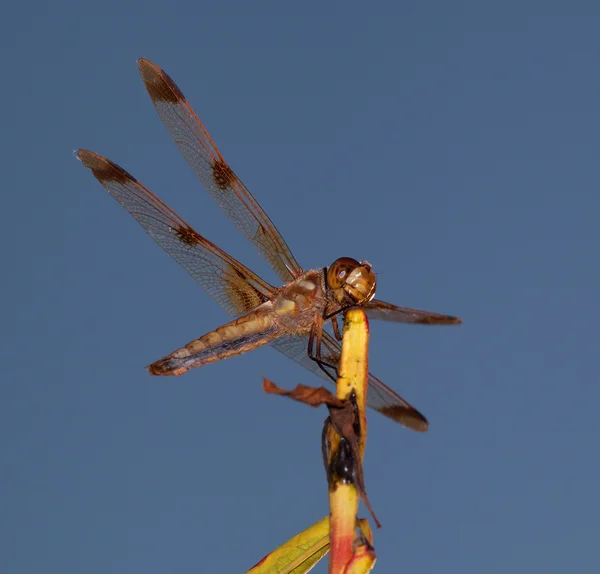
[328,308,373,574]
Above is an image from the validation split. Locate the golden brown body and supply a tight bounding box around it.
[77,58,462,431]
[149,269,329,375]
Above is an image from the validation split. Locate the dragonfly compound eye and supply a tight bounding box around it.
[327,258,377,304]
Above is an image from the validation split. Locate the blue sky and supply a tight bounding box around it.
[3,1,599,572]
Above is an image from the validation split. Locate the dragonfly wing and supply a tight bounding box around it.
[271,333,428,431]
[137,59,304,284]
[78,149,275,317]
[365,299,462,325]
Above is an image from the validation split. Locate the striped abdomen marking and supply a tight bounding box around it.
[148,309,278,376]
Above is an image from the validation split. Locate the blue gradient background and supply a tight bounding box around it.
[3,1,599,572]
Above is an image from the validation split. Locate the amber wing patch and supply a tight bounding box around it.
[211,159,237,191]
[174,225,203,247]
[223,263,268,313]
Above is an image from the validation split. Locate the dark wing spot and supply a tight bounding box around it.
[416,315,462,325]
[379,405,429,432]
[211,159,237,191]
[77,150,137,184]
[174,225,203,247]
[138,59,186,104]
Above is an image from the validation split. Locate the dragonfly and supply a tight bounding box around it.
[77,59,461,432]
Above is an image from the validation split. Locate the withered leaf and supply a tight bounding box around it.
[263,378,345,408]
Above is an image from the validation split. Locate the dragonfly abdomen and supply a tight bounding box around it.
[147,310,279,376]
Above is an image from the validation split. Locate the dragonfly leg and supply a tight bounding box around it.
[307,317,339,382]
[331,315,342,341]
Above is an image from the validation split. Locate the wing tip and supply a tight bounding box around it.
[420,314,462,325]
[76,149,137,185]
[74,148,92,164]
[379,405,429,432]
[137,57,184,104]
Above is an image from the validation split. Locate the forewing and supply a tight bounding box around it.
[271,333,429,431]
[365,299,462,325]
[137,59,303,284]
[77,149,274,317]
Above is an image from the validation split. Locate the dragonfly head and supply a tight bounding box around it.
[327,258,377,305]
